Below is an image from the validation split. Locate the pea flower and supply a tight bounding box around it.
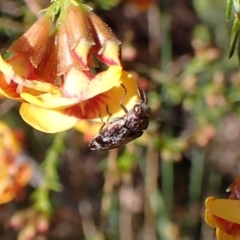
[205,175,240,240]
[128,0,155,11]
[10,208,49,240]
[0,1,140,133]
[0,122,32,204]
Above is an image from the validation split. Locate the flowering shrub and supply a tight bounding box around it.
[0,1,140,133]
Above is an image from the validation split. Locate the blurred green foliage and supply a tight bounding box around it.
[1,0,240,240]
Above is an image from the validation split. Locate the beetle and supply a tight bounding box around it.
[88,84,151,151]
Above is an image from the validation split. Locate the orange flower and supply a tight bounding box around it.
[0,2,140,133]
[205,176,240,240]
[10,208,49,239]
[128,0,155,11]
[0,122,32,204]
[18,68,140,133]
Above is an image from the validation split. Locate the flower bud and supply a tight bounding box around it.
[18,223,36,240]
[57,25,75,75]
[34,33,58,84]
[36,214,49,233]
[8,16,51,67]
[89,13,121,66]
[10,210,26,229]
[65,5,95,68]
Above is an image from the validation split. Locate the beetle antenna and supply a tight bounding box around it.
[138,88,147,103]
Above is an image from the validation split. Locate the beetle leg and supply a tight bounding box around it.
[106,105,112,122]
[98,105,112,132]
[98,113,105,132]
[120,84,128,113]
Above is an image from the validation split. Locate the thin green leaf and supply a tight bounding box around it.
[226,0,233,20]
[233,0,240,14]
[94,0,119,9]
[228,18,240,58]
[238,27,240,64]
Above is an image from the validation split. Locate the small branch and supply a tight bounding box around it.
[100,148,120,225]
[143,143,159,240]
[119,173,133,240]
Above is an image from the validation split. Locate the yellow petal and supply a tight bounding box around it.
[0,122,22,155]
[20,103,79,133]
[205,209,217,228]
[98,40,122,66]
[14,79,78,109]
[81,70,140,122]
[18,66,125,110]
[0,54,32,99]
[75,121,101,134]
[63,65,123,100]
[4,54,32,79]
[0,55,20,99]
[216,228,237,240]
[13,78,58,93]
[73,39,93,67]
[205,196,217,208]
[84,65,123,99]
[207,199,240,224]
[0,187,15,204]
[0,83,21,100]
[74,121,102,143]
[21,92,79,109]
[0,54,15,84]
[16,163,32,186]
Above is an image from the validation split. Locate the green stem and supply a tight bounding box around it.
[45,0,81,22]
[226,0,233,20]
[32,131,66,213]
[161,159,174,212]
[186,148,204,237]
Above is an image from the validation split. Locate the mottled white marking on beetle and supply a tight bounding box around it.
[89,101,151,151]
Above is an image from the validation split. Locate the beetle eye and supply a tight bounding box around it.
[134,105,141,113]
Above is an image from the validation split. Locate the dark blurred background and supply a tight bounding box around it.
[0,0,239,239]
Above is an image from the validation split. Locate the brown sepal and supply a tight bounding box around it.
[65,5,95,50]
[88,12,121,47]
[57,25,85,76]
[34,33,58,85]
[8,16,51,67]
[228,175,240,200]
